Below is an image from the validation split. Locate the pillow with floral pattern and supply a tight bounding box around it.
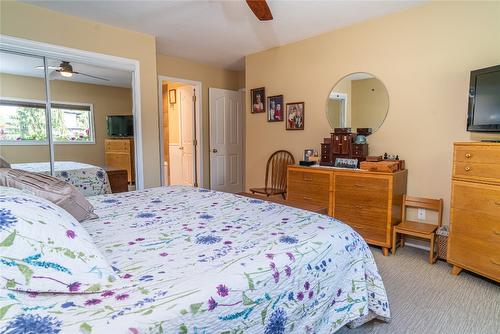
[0,186,119,293]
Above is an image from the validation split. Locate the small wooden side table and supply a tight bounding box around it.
[103,166,128,193]
[237,192,328,215]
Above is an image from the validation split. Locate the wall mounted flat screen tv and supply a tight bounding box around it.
[467,65,500,132]
[107,115,134,137]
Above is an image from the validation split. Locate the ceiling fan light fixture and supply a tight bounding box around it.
[60,71,73,77]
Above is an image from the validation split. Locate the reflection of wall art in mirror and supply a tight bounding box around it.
[267,95,284,122]
[286,102,304,130]
[325,72,389,134]
[334,158,358,169]
[250,87,266,113]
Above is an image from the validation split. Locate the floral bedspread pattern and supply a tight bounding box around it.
[0,186,390,333]
[11,161,111,197]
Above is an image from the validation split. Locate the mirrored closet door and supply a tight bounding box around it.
[0,50,52,174]
[0,49,135,196]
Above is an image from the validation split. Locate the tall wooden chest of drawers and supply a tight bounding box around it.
[287,165,407,255]
[448,142,500,282]
[105,138,135,184]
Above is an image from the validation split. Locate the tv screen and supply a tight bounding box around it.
[467,65,500,132]
[107,115,134,137]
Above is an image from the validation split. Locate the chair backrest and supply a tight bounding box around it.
[265,150,295,192]
[402,195,443,226]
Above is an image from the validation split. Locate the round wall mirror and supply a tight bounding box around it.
[326,72,389,134]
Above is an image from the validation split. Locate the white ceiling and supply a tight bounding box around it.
[0,51,132,88]
[24,0,425,71]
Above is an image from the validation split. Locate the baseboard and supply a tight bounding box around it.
[404,241,430,251]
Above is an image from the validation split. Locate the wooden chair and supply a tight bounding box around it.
[249,150,295,199]
[392,195,443,264]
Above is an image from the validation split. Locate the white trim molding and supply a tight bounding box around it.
[0,35,145,190]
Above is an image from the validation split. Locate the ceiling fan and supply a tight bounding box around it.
[36,61,110,81]
[246,0,273,21]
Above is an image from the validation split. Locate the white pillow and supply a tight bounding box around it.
[0,186,118,293]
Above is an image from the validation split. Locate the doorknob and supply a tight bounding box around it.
[212,148,218,153]
[178,146,184,150]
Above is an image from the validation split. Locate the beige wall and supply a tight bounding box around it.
[351,78,388,130]
[0,1,160,187]
[157,54,243,186]
[0,73,132,165]
[245,1,500,225]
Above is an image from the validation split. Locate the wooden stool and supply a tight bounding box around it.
[392,195,443,264]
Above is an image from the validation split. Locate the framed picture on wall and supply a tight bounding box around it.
[286,102,304,130]
[169,89,176,104]
[250,87,265,113]
[267,95,284,122]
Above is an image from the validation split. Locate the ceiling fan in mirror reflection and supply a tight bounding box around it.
[35,61,110,81]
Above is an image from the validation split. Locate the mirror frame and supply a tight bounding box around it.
[325,72,390,133]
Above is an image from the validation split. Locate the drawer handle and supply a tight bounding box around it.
[464,166,471,172]
[494,201,500,206]
[303,176,313,181]
[465,153,472,159]
[303,196,313,201]
[354,184,365,188]
[354,205,364,209]
[493,230,500,236]
[491,259,500,267]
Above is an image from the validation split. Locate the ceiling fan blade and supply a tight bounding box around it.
[246,0,273,21]
[73,71,110,81]
[35,65,62,70]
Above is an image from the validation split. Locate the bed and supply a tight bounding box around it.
[0,185,390,333]
[11,161,112,197]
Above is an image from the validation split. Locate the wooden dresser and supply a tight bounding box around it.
[448,142,500,282]
[287,165,407,255]
[104,138,135,184]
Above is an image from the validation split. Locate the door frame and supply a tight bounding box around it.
[157,75,203,187]
[0,35,145,190]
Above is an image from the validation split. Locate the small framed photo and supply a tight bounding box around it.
[286,102,304,130]
[267,95,284,122]
[169,89,176,104]
[334,158,359,169]
[250,87,266,113]
[304,149,314,161]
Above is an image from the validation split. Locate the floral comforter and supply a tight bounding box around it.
[0,186,389,333]
[11,161,112,197]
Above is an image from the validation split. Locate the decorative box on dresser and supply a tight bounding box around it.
[287,165,407,255]
[448,142,500,282]
[105,138,135,184]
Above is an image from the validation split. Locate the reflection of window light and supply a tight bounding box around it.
[0,99,94,144]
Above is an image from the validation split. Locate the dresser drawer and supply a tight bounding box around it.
[448,234,500,280]
[451,181,500,216]
[454,145,500,164]
[335,204,387,243]
[105,140,130,152]
[334,174,389,208]
[450,208,500,242]
[453,161,500,182]
[287,170,330,207]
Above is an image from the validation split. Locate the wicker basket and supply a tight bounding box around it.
[436,226,449,260]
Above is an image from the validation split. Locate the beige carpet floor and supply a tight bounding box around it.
[337,246,500,334]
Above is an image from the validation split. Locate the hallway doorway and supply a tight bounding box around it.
[158,76,202,187]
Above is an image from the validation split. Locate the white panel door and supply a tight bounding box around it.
[169,144,183,185]
[179,86,194,186]
[209,88,243,193]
